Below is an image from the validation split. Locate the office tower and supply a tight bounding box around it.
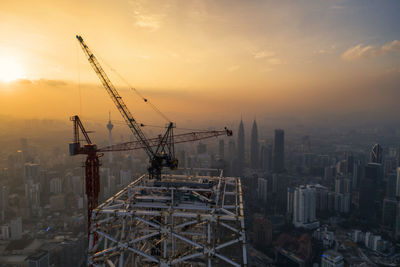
[382,198,397,229]
[260,143,272,172]
[237,119,245,162]
[27,250,50,267]
[23,163,40,183]
[321,250,344,267]
[218,140,224,160]
[49,177,62,194]
[0,186,8,222]
[107,112,114,164]
[273,129,285,173]
[10,217,22,240]
[370,143,383,164]
[250,119,259,169]
[257,178,268,202]
[359,163,383,219]
[292,185,319,228]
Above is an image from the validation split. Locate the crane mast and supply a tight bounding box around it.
[76,35,177,179]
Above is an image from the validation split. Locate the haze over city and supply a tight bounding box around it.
[1,1,400,266]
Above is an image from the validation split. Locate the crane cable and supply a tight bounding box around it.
[94,53,171,123]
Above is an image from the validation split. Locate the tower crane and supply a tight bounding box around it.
[69,115,231,241]
[72,35,233,242]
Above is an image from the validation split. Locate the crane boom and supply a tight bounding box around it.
[76,35,154,159]
[99,129,233,152]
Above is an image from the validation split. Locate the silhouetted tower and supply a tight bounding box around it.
[250,119,259,169]
[273,129,285,173]
[237,119,245,162]
[106,112,114,164]
[370,144,383,164]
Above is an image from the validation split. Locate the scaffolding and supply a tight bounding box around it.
[87,169,247,266]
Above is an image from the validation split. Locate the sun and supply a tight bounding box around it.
[0,56,25,82]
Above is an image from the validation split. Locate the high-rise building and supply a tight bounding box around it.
[321,250,344,267]
[370,143,383,164]
[237,119,245,162]
[24,163,40,183]
[250,120,259,169]
[10,217,22,240]
[0,185,8,222]
[292,185,319,228]
[107,112,114,164]
[260,143,272,172]
[273,129,285,173]
[197,142,207,154]
[27,250,50,267]
[257,178,268,202]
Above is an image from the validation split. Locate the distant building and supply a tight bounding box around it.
[321,250,344,267]
[1,224,10,240]
[10,217,22,240]
[382,198,396,229]
[292,185,319,229]
[257,178,268,202]
[24,163,40,183]
[370,143,383,164]
[250,120,259,169]
[49,178,62,194]
[218,139,224,160]
[26,250,50,267]
[197,142,207,154]
[273,129,285,173]
[253,214,272,248]
[260,143,272,172]
[0,185,9,221]
[237,119,245,175]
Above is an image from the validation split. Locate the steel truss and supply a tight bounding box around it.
[88,169,247,266]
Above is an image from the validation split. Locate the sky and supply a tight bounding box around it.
[0,0,399,128]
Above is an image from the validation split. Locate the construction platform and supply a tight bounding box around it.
[87,169,247,266]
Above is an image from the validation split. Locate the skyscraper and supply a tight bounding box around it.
[107,112,114,164]
[292,185,319,228]
[237,119,245,163]
[260,143,272,172]
[250,119,259,169]
[370,143,383,164]
[273,129,285,173]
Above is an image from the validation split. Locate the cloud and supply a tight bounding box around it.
[130,0,166,31]
[134,14,163,31]
[253,50,275,59]
[341,40,400,61]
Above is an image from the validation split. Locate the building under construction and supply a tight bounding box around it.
[72,36,247,266]
[88,170,247,266]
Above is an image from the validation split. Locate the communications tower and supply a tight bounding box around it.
[106,111,114,164]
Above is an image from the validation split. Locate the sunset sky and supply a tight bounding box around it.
[0,0,399,127]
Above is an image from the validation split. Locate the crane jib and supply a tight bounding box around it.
[77,36,155,158]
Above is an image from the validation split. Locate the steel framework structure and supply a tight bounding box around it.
[88,169,247,266]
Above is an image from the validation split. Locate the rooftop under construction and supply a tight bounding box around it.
[88,170,247,266]
[70,35,248,266]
